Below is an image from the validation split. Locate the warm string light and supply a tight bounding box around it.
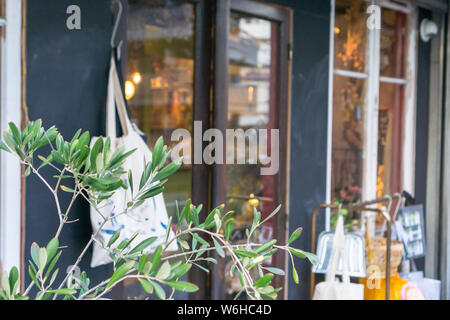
[125,80,135,100]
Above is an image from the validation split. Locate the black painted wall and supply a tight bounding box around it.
[414,8,432,272]
[25,0,113,294]
[266,0,331,300]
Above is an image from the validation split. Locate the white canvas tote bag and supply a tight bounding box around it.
[313,215,364,300]
[90,54,178,268]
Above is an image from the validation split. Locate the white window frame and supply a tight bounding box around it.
[0,0,22,274]
[326,0,417,228]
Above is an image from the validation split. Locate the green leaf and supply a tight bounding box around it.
[48,269,59,287]
[89,137,104,171]
[152,137,164,171]
[252,208,261,230]
[129,237,157,255]
[38,247,47,271]
[139,186,164,201]
[261,204,281,225]
[155,261,171,281]
[288,227,303,245]
[165,216,172,243]
[178,239,190,250]
[254,274,274,288]
[263,267,285,276]
[106,260,135,289]
[251,255,265,265]
[107,230,121,248]
[224,218,235,241]
[192,262,210,273]
[107,148,136,171]
[214,214,222,232]
[203,207,219,229]
[292,266,299,284]
[28,264,40,289]
[30,242,39,267]
[153,160,181,182]
[137,254,148,274]
[48,288,77,295]
[143,262,153,275]
[8,122,22,145]
[0,141,10,153]
[150,280,166,300]
[289,248,318,265]
[60,185,75,193]
[203,257,218,265]
[190,206,199,226]
[233,249,259,259]
[45,250,62,280]
[8,267,19,293]
[168,263,191,280]
[45,238,59,263]
[149,245,163,274]
[254,239,277,254]
[213,238,225,258]
[95,153,104,172]
[237,270,245,287]
[117,231,139,251]
[139,162,152,190]
[194,244,208,260]
[138,279,154,294]
[179,199,192,226]
[164,281,199,293]
[78,131,90,148]
[1,272,10,298]
[51,150,66,164]
[37,154,54,170]
[192,233,208,246]
[128,170,134,195]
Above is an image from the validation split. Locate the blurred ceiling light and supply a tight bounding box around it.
[248,86,254,104]
[132,72,142,84]
[334,27,340,34]
[125,80,135,100]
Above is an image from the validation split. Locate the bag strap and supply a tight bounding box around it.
[341,232,350,284]
[326,214,345,282]
[106,53,133,138]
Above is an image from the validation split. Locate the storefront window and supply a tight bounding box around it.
[377,8,407,197]
[331,76,366,203]
[331,0,368,204]
[331,1,411,209]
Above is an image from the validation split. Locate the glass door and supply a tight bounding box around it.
[212,0,291,299]
[124,0,210,299]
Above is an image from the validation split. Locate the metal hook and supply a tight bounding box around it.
[391,192,404,222]
[383,195,393,224]
[111,0,123,48]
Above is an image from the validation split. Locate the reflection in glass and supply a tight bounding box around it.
[126,0,194,219]
[331,76,366,203]
[225,12,279,299]
[380,8,407,78]
[334,0,368,72]
[124,0,194,299]
[377,82,404,198]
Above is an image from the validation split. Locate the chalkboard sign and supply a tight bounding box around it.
[395,205,426,259]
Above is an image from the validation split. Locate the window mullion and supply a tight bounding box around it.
[362,4,381,205]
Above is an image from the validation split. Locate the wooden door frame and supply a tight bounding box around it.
[211,0,292,299]
[189,0,213,300]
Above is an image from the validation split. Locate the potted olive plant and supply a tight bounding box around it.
[0,119,316,300]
